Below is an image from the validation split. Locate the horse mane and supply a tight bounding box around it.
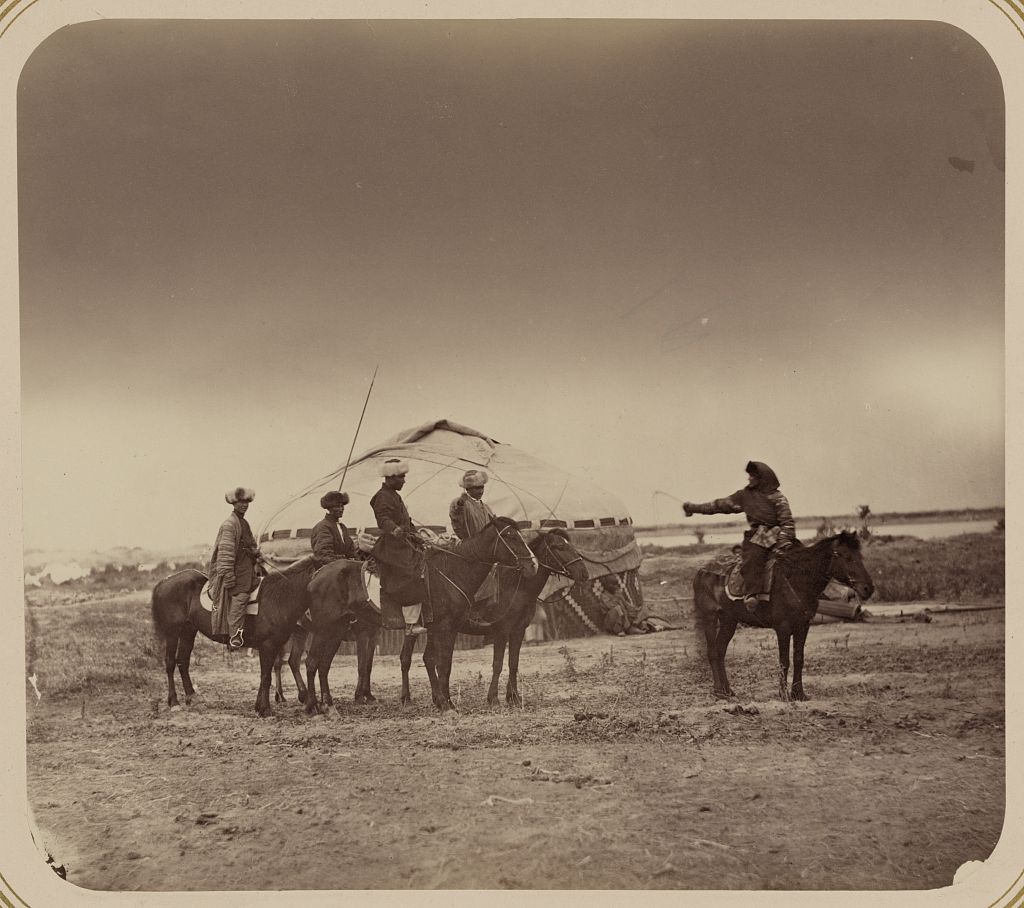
[489,516,523,531]
[787,531,860,562]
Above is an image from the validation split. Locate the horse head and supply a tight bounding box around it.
[534,528,589,582]
[485,517,539,577]
[827,531,874,600]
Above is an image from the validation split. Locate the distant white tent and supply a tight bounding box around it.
[259,419,645,636]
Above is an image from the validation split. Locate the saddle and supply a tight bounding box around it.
[703,552,777,602]
[199,575,261,615]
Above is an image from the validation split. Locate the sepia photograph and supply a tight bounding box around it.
[1,2,1018,903]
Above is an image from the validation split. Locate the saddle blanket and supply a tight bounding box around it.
[703,554,776,601]
[200,577,262,615]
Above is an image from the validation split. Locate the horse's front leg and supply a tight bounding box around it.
[255,646,277,718]
[304,634,325,716]
[776,627,793,702]
[506,624,528,707]
[318,629,343,710]
[274,651,286,703]
[399,634,417,705]
[289,643,308,704]
[163,635,181,709]
[487,629,508,706]
[430,630,456,711]
[790,622,810,701]
[354,625,379,704]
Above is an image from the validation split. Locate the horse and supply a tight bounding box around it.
[399,528,589,707]
[150,557,316,717]
[302,558,381,715]
[692,531,874,702]
[391,516,538,710]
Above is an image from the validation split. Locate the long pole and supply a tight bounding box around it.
[339,364,379,491]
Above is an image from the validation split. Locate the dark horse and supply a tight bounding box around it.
[693,531,874,702]
[302,558,381,715]
[150,558,315,717]
[400,528,590,707]
[392,517,538,710]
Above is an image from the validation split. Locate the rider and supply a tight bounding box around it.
[369,458,427,636]
[682,461,795,613]
[449,469,496,540]
[311,490,356,569]
[208,487,261,649]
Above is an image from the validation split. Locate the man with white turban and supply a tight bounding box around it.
[370,459,427,636]
[449,469,497,541]
[208,487,261,649]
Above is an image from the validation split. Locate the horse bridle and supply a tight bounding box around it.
[536,536,583,576]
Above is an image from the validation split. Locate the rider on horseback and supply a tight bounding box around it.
[208,487,262,650]
[311,490,356,568]
[370,458,428,637]
[682,461,795,614]
[449,470,496,541]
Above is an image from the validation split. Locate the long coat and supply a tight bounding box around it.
[310,516,355,568]
[207,512,258,634]
[449,492,496,540]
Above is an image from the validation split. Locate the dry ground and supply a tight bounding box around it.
[25,602,1004,893]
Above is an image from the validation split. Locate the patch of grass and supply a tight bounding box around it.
[26,596,160,699]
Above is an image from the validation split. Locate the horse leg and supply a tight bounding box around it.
[487,629,508,706]
[304,635,324,716]
[430,630,456,711]
[318,629,343,709]
[354,626,378,704]
[399,634,417,705]
[776,627,793,701]
[289,642,308,704]
[176,628,199,705]
[274,650,286,703]
[255,646,277,718]
[790,622,810,701]
[506,624,528,707]
[713,614,739,699]
[163,634,181,709]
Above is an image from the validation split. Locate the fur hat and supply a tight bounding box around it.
[381,458,409,477]
[225,487,255,504]
[459,469,489,489]
[320,490,350,509]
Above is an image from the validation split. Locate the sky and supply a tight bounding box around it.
[15,17,1005,553]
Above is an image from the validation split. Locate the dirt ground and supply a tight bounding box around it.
[23,597,1005,894]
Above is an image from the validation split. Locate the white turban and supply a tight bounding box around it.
[381,459,410,477]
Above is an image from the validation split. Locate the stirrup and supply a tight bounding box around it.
[229,629,245,649]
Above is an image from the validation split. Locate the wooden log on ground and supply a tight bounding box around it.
[817,599,863,620]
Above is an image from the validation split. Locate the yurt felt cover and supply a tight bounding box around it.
[258,419,645,635]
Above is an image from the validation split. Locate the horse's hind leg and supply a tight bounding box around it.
[317,630,343,710]
[776,627,793,702]
[163,635,181,709]
[176,628,200,705]
[289,632,309,704]
[304,636,324,716]
[789,623,810,701]
[713,615,739,699]
[255,646,277,718]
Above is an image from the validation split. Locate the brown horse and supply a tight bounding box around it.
[303,558,381,715]
[390,517,538,710]
[150,558,315,717]
[693,531,874,701]
[400,529,589,707]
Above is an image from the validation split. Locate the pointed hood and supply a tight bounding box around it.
[745,461,780,492]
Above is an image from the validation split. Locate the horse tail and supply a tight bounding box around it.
[690,569,719,663]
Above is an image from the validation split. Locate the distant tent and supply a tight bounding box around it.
[258,418,645,637]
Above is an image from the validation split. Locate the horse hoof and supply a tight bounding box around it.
[364,693,377,703]
[297,691,307,704]
[274,693,285,703]
[169,704,181,712]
